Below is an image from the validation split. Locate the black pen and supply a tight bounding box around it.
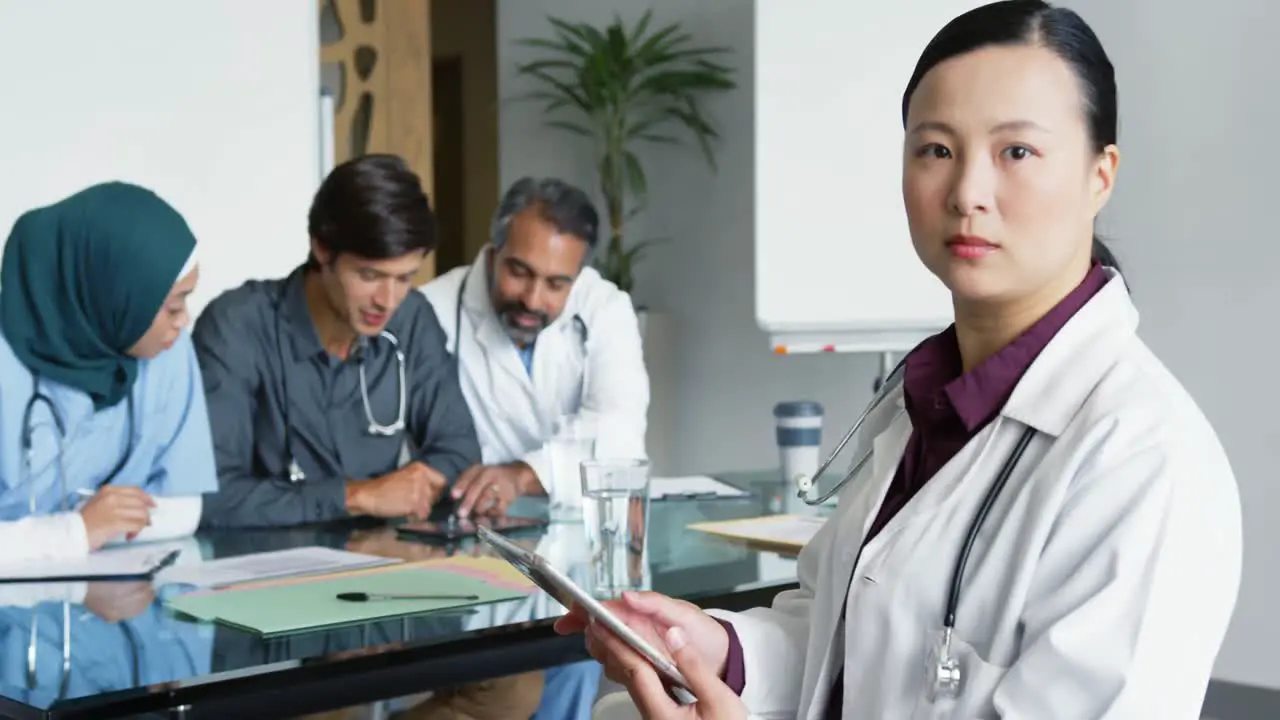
[336,592,480,602]
[151,549,182,573]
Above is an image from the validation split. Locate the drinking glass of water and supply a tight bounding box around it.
[579,458,651,599]
[546,414,597,522]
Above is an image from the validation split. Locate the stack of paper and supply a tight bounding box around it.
[687,514,827,553]
[157,546,400,589]
[0,543,181,584]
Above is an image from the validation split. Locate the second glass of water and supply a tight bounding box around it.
[546,414,597,521]
[580,458,651,599]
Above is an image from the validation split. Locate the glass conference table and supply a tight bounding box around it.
[0,470,826,719]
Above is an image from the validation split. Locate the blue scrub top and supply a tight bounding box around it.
[0,595,214,707]
[517,342,535,376]
[0,330,219,519]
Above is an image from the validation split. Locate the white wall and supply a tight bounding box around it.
[0,0,322,317]
[499,0,1278,690]
[1066,0,1277,692]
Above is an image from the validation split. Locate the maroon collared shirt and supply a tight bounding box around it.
[718,263,1109,715]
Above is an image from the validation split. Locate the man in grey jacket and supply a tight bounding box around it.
[193,154,483,529]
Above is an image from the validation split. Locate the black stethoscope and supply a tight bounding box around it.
[19,375,134,700]
[273,286,407,484]
[452,267,588,365]
[21,375,136,514]
[24,606,196,701]
[793,356,1039,703]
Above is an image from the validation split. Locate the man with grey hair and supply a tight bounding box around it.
[419,176,649,720]
[420,176,649,517]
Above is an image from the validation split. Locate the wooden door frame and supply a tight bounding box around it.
[320,0,436,284]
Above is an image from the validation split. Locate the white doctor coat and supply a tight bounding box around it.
[601,270,1242,720]
[419,248,650,487]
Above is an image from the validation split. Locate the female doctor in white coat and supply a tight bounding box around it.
[557,2,1243,718]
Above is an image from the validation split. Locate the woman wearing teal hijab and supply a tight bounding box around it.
[0,182,218,564]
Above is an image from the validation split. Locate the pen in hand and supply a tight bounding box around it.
[75,488,153,542]
[336,592,481,602]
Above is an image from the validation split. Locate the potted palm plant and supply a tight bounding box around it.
[511,11,737,301]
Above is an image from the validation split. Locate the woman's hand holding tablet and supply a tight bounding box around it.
[556,591,749,718]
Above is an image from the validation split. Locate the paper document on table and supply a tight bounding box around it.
[0,544,181,584]
[651,475,750,500]
[157,546,400,589]
[687,514,827,552]
[165,560,533,636]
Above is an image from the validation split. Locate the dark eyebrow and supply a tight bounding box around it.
[505,257,535,274]
[506,256,573,284]
[907,119,1050,136]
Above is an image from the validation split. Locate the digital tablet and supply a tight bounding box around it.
[477,526,697,705]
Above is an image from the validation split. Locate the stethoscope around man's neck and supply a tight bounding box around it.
[274,284,407,484]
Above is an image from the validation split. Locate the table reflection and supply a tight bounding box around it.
[0,582,213,708]
[0,472,805,715]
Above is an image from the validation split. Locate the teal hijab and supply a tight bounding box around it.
[0,182,197,410]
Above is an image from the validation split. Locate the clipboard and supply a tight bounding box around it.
[687,514,826,555]
[0,546,182,584]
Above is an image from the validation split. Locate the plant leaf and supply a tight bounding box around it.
[628,10,654,46]
[633,133,679,145]
[520,68,591,111]
[512,12,740,293]
[548,17,608,51]
[634,24,685,59]
[514,59,581,75]
[623,150,647,207]
[513,37,590,59]
[544,120,593,136]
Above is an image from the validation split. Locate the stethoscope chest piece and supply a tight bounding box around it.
[925,628,963,702]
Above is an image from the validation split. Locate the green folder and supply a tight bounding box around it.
[166,566,530,636]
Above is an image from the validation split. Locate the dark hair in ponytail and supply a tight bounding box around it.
[1091,236,1121,273]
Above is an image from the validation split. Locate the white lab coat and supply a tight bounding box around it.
[595,269,1242,720]
[419,247,650,490]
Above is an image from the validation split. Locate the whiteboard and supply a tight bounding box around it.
[755,0,984,353]
[0,0,322,317]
